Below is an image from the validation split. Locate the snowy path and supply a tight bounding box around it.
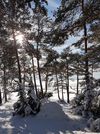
[0,95,98,134]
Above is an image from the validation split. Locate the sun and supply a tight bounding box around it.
[15,32,24,44]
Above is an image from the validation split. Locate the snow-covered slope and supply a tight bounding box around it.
[0,93,98,134]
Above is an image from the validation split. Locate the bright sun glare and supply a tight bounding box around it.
[16,33,24,44]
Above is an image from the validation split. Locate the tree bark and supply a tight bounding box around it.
[45,71,48,94]
[12,29,24,102]
[4,70,7,102]
[55,66,61,100]
[76,71,79,95]
[36,44,43,96]
[12,29,22,84]
[82,0,90,90]
[66,62,69,103]
[31,55,38,96]
[0,89,2,105]
[61,73,64,100]
[3,53,7,102]
[36,17,43,97]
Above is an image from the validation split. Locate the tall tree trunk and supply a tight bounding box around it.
[76,71,79,95]
[31,55,38,96]
[45,71,48,94]
[66,79,69,103]
[2,48,7,102]
[0,89,2,105]
[12,29,24,101]
[22,61,26,87]
[81,0,92,113]
[3,56,7,102]
[36,17,43,97]
[23,67,26,86]
[12,29,22,84]
[55,66,61,100]
[36,44,43,96]
[66,62,69,103]
[61,73,64,100]
[82,0,90,90]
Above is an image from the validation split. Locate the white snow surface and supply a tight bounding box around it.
[0,93,98,134]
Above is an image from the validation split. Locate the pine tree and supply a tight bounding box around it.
[61,47,75,103]
[25,43,38,97]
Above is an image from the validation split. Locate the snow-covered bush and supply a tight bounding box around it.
[13,96,41,117]
[73,105,83,115]
[44,92,53,98]
[87,117,94,128]
[13,83,41,117]
[72,88,100,132]
[38,91,53,99]
[72,93,84,108]
[88,118,100,132]
[72,89,100,118]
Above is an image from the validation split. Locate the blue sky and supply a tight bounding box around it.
[47,0,61,17]
[48,0,60,9]
[46,0,82,54]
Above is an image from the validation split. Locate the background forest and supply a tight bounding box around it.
[0,0,100,133]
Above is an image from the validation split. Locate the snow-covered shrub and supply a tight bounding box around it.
[73,105,83,115]
[13,97,41,117]
[72,93,84,108]
[38,91,53,99]
[44,92,53,98]
[72,89,100,117]
[71,93,84,115]
[72,88,100,132]
[13,84,41,117]
[89,118,100,132]
[24,105,32,115]
[87,117,94,128]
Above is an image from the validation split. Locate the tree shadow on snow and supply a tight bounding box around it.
[0,100,87,134]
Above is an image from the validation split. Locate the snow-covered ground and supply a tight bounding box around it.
[0,92,99,134]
